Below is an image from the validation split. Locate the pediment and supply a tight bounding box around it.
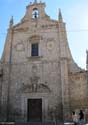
[21,83,51,93]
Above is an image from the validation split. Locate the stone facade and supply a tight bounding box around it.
[0,0,88,122]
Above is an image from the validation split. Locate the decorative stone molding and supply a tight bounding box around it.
[16,43,25,51]
[20,82,51,93]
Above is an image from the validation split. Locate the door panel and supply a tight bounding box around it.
[27,99,42,122]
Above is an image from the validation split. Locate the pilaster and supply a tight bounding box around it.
[58,21,70,120]
[60,58,70,121]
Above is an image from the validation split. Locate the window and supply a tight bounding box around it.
[31,43,38,56]
[32,8,39,19]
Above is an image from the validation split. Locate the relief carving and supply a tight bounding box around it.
[32,65,37,76]
[20,80,51,93]
[20,65,51,93]
[30,76,39,92]
[15,40,25,51]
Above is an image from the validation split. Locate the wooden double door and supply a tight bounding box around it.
[27,99,42,122]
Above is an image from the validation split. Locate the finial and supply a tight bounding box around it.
[9,16,14,28]
[34,0,37,4]
[40,0,42,3]
[86,50,88,70]
[58,9,63,22]
[30,2,32,4]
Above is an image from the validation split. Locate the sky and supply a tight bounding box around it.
[0,0,88,69]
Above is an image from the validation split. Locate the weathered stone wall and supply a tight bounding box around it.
[2,61,62,120]
[0,0,88,122]
[69,72,88,111]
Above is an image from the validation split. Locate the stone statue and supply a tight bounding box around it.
[30,76,39,92]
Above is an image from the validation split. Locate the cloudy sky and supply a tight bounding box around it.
[0,0,88,69]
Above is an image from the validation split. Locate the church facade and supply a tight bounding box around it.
[0,0,88,122]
